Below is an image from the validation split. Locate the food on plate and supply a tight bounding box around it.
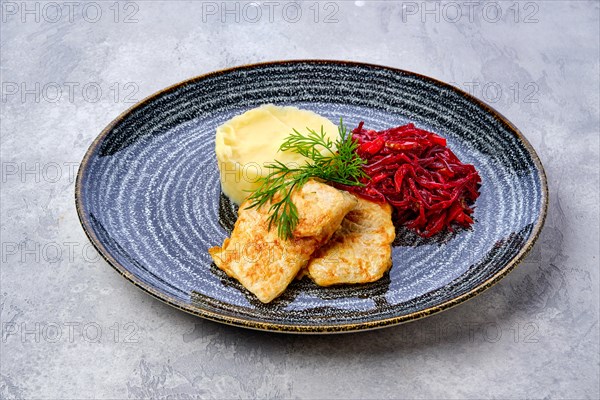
[305,197,395,286]
[245,117,366,239]
[210,105,482,303]
[214,104,339,204]
[208,180,357,303]
[339,122,481,237]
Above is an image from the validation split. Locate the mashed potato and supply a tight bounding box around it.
[215,104,339,204]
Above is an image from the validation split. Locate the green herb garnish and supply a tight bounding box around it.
[245,119,367,240]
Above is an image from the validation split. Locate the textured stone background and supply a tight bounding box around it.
[1,1,599,399]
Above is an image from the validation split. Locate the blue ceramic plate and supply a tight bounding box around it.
[76,61,548,333]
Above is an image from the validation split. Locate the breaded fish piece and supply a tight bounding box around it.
[209,180,357,303]
[306,198,395,286]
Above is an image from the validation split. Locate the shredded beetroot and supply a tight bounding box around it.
[341,122,481,237]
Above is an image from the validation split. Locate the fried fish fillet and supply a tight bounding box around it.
[306,198,395,286]
[209,180,357,303]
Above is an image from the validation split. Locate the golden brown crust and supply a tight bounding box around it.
[209,180,357,303]
[306,198,395,286]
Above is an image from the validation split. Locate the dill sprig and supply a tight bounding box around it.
[245,119,367,240]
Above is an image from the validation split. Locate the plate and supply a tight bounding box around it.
[76,60,548,333]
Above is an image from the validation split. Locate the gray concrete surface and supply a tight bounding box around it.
[1,1,599,399]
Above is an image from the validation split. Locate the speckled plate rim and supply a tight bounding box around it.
[75,60,549,334]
